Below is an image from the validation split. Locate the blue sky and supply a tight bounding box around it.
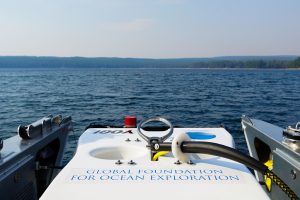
[0,0,299,58]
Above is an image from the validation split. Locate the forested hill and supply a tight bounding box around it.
[0,56,299,68]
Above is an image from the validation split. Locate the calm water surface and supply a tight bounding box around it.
[0,68,299,163]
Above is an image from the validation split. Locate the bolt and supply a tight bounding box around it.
[154,143,160,150]
[174,160,181,165]
[115,160,123,165]
[187,160,195,165]
[291,170,297,180]
[135,138,141,142]
[125,138,131,142]
[128,160,136,165]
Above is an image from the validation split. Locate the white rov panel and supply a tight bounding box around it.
[41,128,270,200]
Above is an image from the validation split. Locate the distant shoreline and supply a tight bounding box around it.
[0,67,299,70]
[0,56,299,69]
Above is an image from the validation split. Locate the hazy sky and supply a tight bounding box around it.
[0,0,300,58]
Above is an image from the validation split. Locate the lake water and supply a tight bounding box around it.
[0,68,299,163]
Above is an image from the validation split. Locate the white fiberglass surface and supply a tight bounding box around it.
[90,145,148,160]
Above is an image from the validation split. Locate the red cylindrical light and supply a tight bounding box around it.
[124,116,137,128]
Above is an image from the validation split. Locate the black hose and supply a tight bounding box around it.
[152,140,299,199]
[181,141,268,173]
[180,141,298,200]
[155,141,268,173]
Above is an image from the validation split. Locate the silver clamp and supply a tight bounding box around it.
[137,117,173,146]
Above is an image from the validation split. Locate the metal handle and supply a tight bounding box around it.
[296,122,300,130]
[137,117,173,143]
[0,138,3,151]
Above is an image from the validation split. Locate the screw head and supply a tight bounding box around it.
[174,160,181,165]
[128,160,136,165]
[187,160,195,165]
[115,160,123,165]
[291,170,297,180]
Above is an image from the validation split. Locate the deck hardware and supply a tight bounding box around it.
[187,160,195,165]
[137,117,173,147]
[174,160,181,165]
[0,138,3,151]
[128,160,136,165]
[291,170,297,180]
[125,138,131,142]
[115,160,123,165]
[135,138,141,142]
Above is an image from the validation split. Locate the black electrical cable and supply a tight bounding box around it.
[153,141,299,200]
[153,141,267,173]
[181,141,299,200]
[181,141,267,173]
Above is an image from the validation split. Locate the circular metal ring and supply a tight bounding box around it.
[137,117,173,143]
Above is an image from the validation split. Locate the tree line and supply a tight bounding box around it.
[190,57,300,68]
[0,56,299,68]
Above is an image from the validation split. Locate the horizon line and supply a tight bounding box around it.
[0,54,298,60]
